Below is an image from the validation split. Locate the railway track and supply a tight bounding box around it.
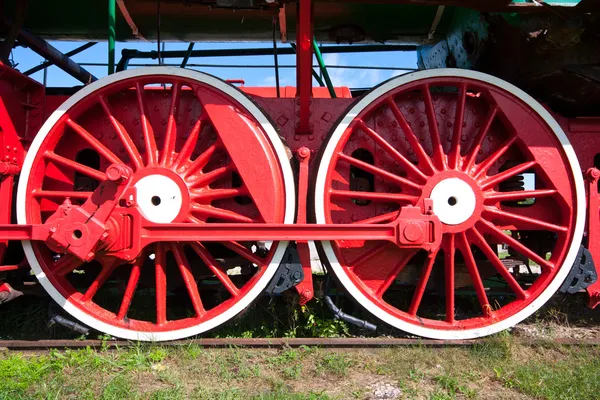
[1,337,599,351]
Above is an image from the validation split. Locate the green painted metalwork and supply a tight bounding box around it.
[312,38,336,99]
[180,43,195,69]
[108,0,116,74]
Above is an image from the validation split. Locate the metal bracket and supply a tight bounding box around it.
[265,245,304,295]
[560,246,598,294]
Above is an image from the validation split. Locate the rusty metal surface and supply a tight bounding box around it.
[1,337,600,350]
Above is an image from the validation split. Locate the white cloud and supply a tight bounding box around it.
[319,54,409,89]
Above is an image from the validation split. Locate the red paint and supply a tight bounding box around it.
[0,62,598,337]
[295,0,313,135]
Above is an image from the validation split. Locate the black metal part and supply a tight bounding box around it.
[324,295,377,332]
[23,42,97,76]
[17,28,97,83]
[47,303,89,335]
[0,0,28,64]
[116,44,417,72]
[560,246,598,294]
[266,245,304,295]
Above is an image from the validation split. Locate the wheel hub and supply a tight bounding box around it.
[429,177,477,226]
[134,174,184,223]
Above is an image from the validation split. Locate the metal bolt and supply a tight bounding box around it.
[106,164,131,182]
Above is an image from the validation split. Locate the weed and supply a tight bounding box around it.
[434,374,476,398]
[100,374,133,400]
[316,352,352,377]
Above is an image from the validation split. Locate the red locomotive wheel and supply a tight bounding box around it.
[17,67,295,341]
[313,69,585,339]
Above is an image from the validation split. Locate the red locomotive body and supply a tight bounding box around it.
[0,0,599,341]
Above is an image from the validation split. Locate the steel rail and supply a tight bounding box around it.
[1,337,599,350]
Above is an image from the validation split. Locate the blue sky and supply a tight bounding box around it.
[11,41,417,89]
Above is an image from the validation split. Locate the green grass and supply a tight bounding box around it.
[0,337,598,399]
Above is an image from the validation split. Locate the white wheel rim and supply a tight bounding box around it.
[313,68,585,340]
[17,67,296,341]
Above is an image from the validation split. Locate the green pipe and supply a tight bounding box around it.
[108,0,116,75]
[180,42,195,68]
[312,37,336,98]
[289,43,325,88]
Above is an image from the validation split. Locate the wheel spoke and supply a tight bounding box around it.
[347,242,389,269]
[33,190,92,200]
[483,207,568,233]
[81,259,118,302]
[480,161,537,191]
[171,244,205,317]
[53,255,82,276]
[337,152,423,192]
[99,96,144,170]
[220,241,266,266]
[136,83,158,166]
[484,189,557,203]
[160,83,182,166]
[449,83,467,169]
[155,244,168,325]
[330,189,418,204]
[191,204,256,223]
[191,188,247,202]
[191,242,240,297]
[463,105,498,172]
[188,165,234,188]
[444,234,456,323]
[421,84,445,169]
[117,262,141,320]
[386,97,436,175]
[474,135,517,178]
[184,142,219,178]
[376,250,415,296]
[408,250,438,316]
[458,232,492,317]
[66,118,123,165]
[469,227,527,299]
[478,219,554,271]
[173,118,203,169]
[353,211,399,225]
[44,151,106,181]
[355,119,428,182]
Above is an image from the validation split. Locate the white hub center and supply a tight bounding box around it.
[134,174,183,223]
[429,178,476,226]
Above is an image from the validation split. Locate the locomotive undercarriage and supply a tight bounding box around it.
[0,0,599,341]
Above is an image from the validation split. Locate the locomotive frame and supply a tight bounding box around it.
[0,0,599,341]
